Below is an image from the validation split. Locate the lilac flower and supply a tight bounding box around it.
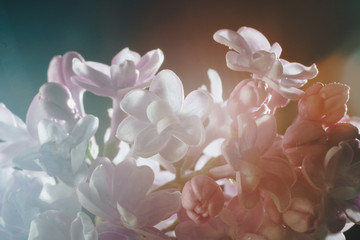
[72,48,164,99]
[0,83,98,186]
[72,48,163,158]
[77,158,181,238]
[116,69,212,162]
[214,27,318,100]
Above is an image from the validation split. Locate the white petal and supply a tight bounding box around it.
[172,115,205,146]
[237,26,271,52]
[149,70,184,112]
[137,48,164,84]
[116,116,149,143]
[160,137,189,162]
[70,115,99,145]
[207,69,223,102]
[237,114,257,148]
[111,47,141,65]
[120,89,159,120]
[213,29,251,55]
[0,103,27,141]
[133,126,171,158]
[146,99,175,124]
[181,89,212,121]
[282,62,318,80]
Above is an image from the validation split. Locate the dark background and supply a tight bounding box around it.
[1,0,360,238]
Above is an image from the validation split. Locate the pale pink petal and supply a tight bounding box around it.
[282,62,318,80]
[116,116,148,143]
[48,52,85,89]
[258,157,296,187]
[213,29,251,55]
[72,58,112,88]
[255,115,276,153]
[111,47,141,65]
[237,26,271,52]
[110,60,139,89]
[270,42,282,57]
[133,126,171,158]
[207,69,223,103]
[181,89,212,121]
[149,70,184,112]
[226,51,251,71]
[120,89,159,120]
[137,49,164,83]
[237,114,257,147]
[260,175,291,212]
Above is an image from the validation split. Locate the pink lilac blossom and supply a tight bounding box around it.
[1,25,360,240]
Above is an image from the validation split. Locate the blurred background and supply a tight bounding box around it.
[1,0,360,237]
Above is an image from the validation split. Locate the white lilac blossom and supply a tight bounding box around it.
[2,26,360,240]
[116,69,212,162]
[72,48,164,159]
[77,157,181,239]
[214,26,318,100]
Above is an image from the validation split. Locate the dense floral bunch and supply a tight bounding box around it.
[1,26,360,240]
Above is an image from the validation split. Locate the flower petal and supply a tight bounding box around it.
[133,126,171,158]
[116,116,149,143]
[149,70,184,112]
[237,26,271,52]
[213,29,251,55]
[137,48,164,83]
[120,89,159,120]
[111,47,141,65]
[160,137,189,162]
[181,89,212,121]
[172,115,205,146]
[135,190,181,227]
[110,60,139,90]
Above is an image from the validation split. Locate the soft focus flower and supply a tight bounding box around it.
[298,82,350,125]
[182,174,224,224]
[77,157,181,236]
[214,26,318,99]
[227,78,269,120]
[116,69,212,162]
[72,48,164,99]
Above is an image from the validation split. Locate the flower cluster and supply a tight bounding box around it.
[1,26,360,240]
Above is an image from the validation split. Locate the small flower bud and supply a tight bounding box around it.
[181,174,224,224]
